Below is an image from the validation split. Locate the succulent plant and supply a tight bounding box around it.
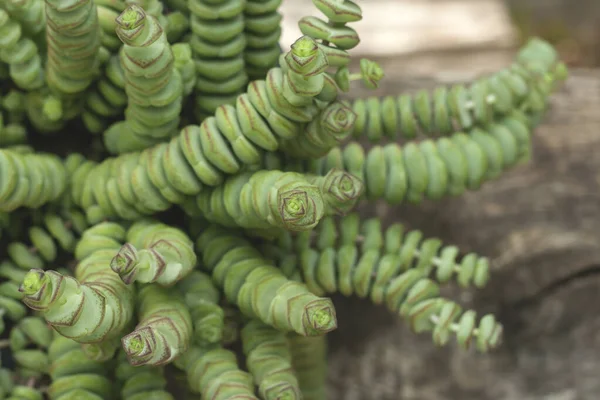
[0,0,567,399]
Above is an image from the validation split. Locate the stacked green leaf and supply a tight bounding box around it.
[47,333,115,399]
[5,385,45,400]
[348,37,567,142]
[0,89,27,149]
[188,0,249,119]
[288,333,328,400]
[297,0,362,72]
[0,261,28,335]
[4,210,86,271]
[1,0,46,43]
[115,350,175,400]
[243,0,283,80]
[176,270,226,347]
[268,213,501,352]
[103,4,184,154]
[68,36,346,222]
[178,346,258,399]
[110,219,196,285]
[0,8,44,90]
[19,222,135,355]
[81,54,127,134]
[7,316,52,379]
[241,319,302,399]
[196,224,338,336]
[121,284,192,366]
[0,149,67,212]
[45,0,102,97]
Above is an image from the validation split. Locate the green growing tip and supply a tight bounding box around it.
[285,197,304,215]
[110,243,139,284]
[199,323,222,344]
[282,192,307,217]
[114,255,127,269]
[339,175,355,192]
[125,335,144,354]
[360,58,385,89]
[116,5,146,30]
[20,270,45,295]
[310,307,335,333]
[291,36,318,58]
[322,102,356,134]
[332,108,349,127]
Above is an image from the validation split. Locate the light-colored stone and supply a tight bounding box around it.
[280,0,517,56]
[327,69,600,400]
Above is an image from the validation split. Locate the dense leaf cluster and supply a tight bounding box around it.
[0,0,566,399]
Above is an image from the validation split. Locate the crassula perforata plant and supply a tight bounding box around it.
[0,0,567,399]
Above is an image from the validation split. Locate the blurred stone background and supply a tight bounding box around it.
[506,0,600,67]
[277,1,600,400]
[281,0,600,74]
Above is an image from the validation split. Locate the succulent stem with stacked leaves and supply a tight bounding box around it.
[268,213,501,352]
[195,169,327,233]
[47,333,115,399]
[243,0,283,80]
[45,0,102,96]
[121,284,192,366]
[288,333,328,400]
[241,320,302,400]
[110,220,196,286]
[0,149,67,212]
[0,8,44,90]
[67,35,347,223]
[298,0,362,72]
[179,346,258,399]
[176,270,225,347]
[189,0,249,120]
[196,225,338,336]
[19,222,135,346]
[104,4,184,154]
[278,101,357,159]
[116,350,174,400]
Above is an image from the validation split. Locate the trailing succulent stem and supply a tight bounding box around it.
[19,222,135,346]
[178,346,258,399]
[241,319,302,399]
[196,224,338,336]
[45,0,102,97]
[104,4,185,154]
[116,350,174,400]
[121,283,192,366]
[176,270,226,346]
[111,219,196,286]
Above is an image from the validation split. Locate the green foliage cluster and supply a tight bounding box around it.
[0,0,567,399]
